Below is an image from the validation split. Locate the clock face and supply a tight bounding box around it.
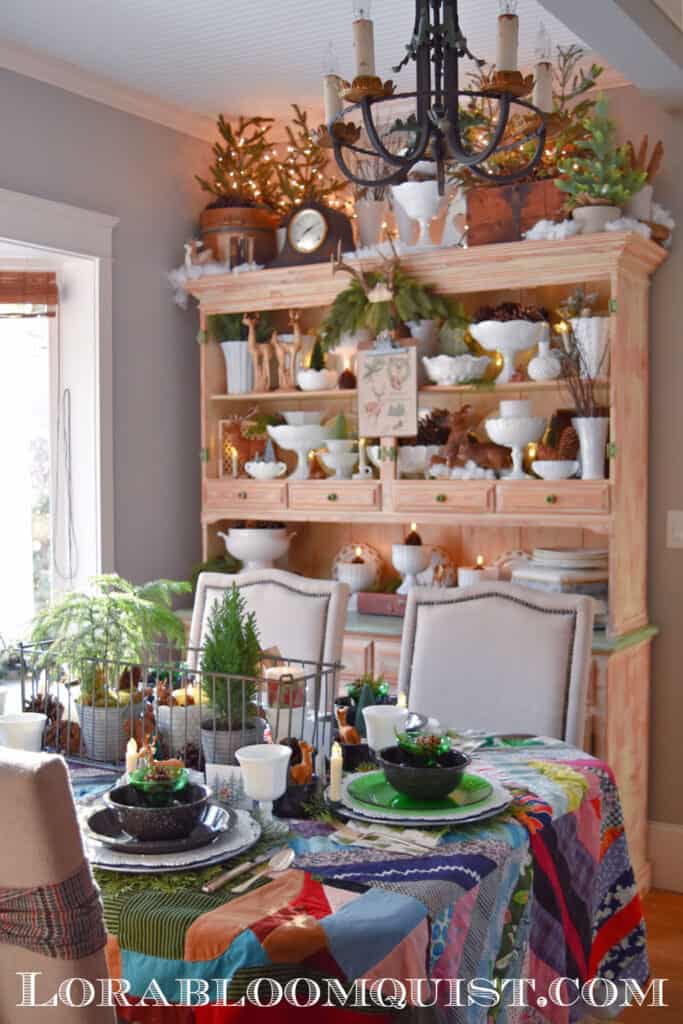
[288,207,328,254]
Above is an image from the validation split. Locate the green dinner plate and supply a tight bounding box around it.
[347,770,493,814]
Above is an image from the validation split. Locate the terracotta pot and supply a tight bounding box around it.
[200,206,279,265]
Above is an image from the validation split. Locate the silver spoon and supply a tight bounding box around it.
[230,846,294,894]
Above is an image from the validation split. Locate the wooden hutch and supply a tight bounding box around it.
[186,231,666,890]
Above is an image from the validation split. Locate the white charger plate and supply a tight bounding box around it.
[83,807,261,873]
[331,773,511,828]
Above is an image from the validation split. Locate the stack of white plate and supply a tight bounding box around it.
[531,548,608,571]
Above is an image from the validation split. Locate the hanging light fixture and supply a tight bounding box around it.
[326,0,548,194]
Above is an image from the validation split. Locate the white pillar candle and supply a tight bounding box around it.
[125,737,138,775]
[352,16,376,77]
[533,61,553,112]
[497,12,519,72]
[330,741,343,801]
[323,73,343,122]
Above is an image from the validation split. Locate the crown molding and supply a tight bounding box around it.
[0,39,216,142]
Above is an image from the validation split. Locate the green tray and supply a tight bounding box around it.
[347,770,493,814]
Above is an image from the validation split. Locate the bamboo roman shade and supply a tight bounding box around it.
[0,271,58,306]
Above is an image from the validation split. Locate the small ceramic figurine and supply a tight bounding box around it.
[184,240,213,271]
[243,313,273,391]
[455,433,512,472]
[272,309,303,390]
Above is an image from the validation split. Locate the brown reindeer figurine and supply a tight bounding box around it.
[272,309,303,390]
[243,312,273,391]
[455,432,511,473]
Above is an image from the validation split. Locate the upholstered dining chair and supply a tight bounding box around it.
[0,747,115,1023]
[397,581,594,746]
[189,568,349,670]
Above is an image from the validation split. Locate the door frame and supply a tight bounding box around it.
[0,187,119,577]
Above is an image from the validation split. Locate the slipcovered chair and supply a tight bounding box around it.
[0,747,115,1023]
[397,581,594,746]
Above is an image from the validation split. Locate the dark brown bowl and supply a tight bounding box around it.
[104,782,211,841]
[378,746,470,801]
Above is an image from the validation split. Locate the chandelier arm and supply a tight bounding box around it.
[331,135,420,188]
[361,96,432,168]
[466,126,547,182]
[444,94,511,166]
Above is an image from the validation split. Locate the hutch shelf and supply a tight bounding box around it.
[186,231,666,891]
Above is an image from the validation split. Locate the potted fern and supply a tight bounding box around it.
[555,98,647,233]
[31,575,190,762]
[207,312,272,394]
[200,585,264,765]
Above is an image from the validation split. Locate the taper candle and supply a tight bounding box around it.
[330,741,343,801]
[323,73,343,122]
[125,737,138,775]
[496,0,519,72]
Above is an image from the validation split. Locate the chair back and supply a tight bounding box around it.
[189,568,349,671]
[0,748,114,1022]
[398,581,594,745]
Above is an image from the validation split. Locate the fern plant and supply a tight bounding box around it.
[31,575,191,705]
[207,312,273,343]
[555,98,647,209]
[200,586,261,728]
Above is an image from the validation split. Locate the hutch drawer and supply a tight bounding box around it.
[393,481,495,514]
[495,481,610,515]
[204,479,288,513]
[288,481,381,512]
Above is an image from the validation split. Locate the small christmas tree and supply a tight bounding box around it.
[309,337,326,371]
[555,98,647,209]
[200,585,261,726]
[275,105,348,214]
[196,115,280,211]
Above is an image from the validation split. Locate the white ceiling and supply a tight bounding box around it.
[0,0,595,123]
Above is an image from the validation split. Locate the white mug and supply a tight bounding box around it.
[362,705,409,752]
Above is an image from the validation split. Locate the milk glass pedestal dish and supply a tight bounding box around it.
[392,543,432,594]
[391,180,441,247]
[236,744,292,837]
[268,424,333,479]
[469,320,545,385]
[486,402,546,480]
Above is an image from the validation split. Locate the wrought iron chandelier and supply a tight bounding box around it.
[327,0,548,194]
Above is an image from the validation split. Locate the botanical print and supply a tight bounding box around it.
[358,343,418,438]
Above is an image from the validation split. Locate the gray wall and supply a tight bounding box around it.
[606,86,683,827]
[0,68,210,586]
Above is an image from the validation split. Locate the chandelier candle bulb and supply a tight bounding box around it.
[496,3,519,73]
[330,742,343,802]
[323,73,344,123]
[533,22,554,113]
[352,8,376,77]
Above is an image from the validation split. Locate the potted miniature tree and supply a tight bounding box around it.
[206,312,273,394]
[555,98,647,233]
[31,575,190,762]
[200,585,263,765]
[196,115,281,264]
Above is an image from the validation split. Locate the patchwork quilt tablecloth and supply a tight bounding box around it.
[93,741,648,1023]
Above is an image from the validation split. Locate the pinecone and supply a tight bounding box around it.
[535,444,561,461]
[558,426,580,460]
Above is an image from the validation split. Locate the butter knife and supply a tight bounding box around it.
[201,853,270,894]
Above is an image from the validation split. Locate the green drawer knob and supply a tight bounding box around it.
[327,493,338,502]
[546,493,558,505]
[435,493,447,503]
[237,490,247,500]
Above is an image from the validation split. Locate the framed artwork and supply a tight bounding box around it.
[204,764,253,811]
[357,338,418,438]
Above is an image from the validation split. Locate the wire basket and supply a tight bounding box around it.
[18,640,340,771]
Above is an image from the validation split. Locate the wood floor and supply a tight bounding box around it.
[620,889,683,1022]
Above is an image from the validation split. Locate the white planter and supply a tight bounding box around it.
[422,354,490,385]
[220,340,254,395]
[572,417,609,480]
[355,197,386,248]
[572,205,621,235]
[0,712,46,751]
[570,317,610,379]
[527,340,561,381]
[157,702,204,751]
[200,721,263,765]
[218,527,292,571]
[625,185,653,222]
[78,704,128,763]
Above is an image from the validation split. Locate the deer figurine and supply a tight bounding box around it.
[243,313,273,392]
[290,741,315,785]
[272,309,303,390]
[455,432,512,473]
[335,705,361,746]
